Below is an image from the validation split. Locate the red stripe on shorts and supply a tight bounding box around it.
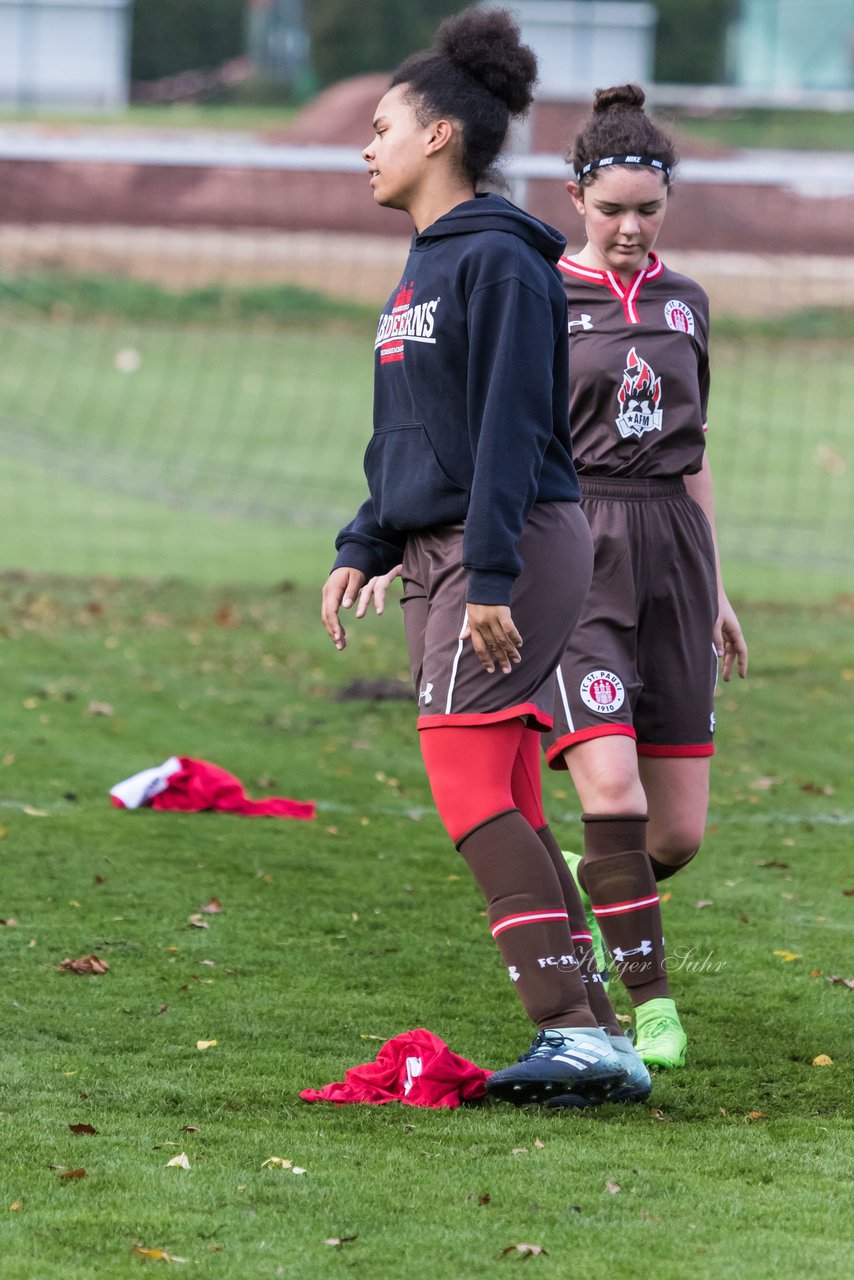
[545,723,636,767]
[419,702,552,732]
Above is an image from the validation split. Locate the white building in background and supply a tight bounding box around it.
[0,0,133,109]
[730,0,854,91]
[481,0,657,99]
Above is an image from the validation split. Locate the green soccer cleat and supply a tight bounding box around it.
[634,997,688,1069]
[563,849,610,989]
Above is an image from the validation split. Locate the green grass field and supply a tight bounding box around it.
[4,100,854,152]
[0,279,851,600]
[0,574,852,1279]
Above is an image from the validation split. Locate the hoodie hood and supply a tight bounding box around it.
[416,192,566,263]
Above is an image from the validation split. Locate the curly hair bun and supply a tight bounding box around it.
[437,7,537,114]
[593,83,646,114]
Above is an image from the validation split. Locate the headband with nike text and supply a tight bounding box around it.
[577,154,672,180]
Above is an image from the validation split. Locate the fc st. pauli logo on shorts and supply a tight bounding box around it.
[580,669,626,714]
[376,281,441,365]
[616,347,662,440]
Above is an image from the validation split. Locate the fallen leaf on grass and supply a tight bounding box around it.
[180,1126,200,1133]
[756,859,789,869]
[511,1148,527,1156]
[650,1109,669,1121]
[132,1247,187,1262]
[826,975,854,989]
[86,701,114,717]
[57,955,109,975]
[660,891,672,903]
[165,1153,190,1169]
[324,1236,358,1248]
[199,898,222,915]
[261,1157,306,1174]
[196,1040,217,1051]
[812,1054,833,1067]
[68,1123,98,1136]
[694,900,714,909]
[533,1139,545,1149]
[187,914,209,929]
[9,1201,22,1210]
[59,1168,87,1180]
[772,950,801,963]
[750,776,780,790]
[615,1014,632,1025]
[359,1034,383,1041]
[604,1181,621,1194]
[843,889,854,897]
[745,1111,766,1122]
[800,782,834,796]
[501,1244,548,1258]
[0,917,17,926]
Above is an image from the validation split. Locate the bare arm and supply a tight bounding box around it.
[684,454,748,681]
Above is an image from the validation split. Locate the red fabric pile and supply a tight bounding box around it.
[300,1029,491,1109]
[110,756,315,820]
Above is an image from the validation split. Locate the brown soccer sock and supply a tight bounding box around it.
[457,810,596,1030]
[535,823,622,1035]
[581,813,670,1006]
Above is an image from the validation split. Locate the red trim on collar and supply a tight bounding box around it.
[558,253,663,325]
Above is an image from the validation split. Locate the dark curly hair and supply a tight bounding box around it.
[570,84,677,187]
[390,6,537,187]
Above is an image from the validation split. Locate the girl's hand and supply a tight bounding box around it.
[355,564,403,619]
[321,567,367,650]
[715,595,748,681]
[464,604,523,674]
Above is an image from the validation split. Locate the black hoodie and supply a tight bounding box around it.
[334,193,580,605]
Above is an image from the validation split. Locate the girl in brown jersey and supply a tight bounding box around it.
[545,84,749,1069]
[321,9,652,1108]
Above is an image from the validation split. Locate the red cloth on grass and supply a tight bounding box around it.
[110,756,315,820]
[299,1029,491,1108]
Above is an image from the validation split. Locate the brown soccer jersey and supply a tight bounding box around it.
[558,253,709,478]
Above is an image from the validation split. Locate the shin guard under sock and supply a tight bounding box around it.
[535,823,621,1035]
[458,810,596,1030]
[581,814,670,1005]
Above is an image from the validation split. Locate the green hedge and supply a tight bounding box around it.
[306,0,464,88]
[653,0,737,84]
[131,0,245,81]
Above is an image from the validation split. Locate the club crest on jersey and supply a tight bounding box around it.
[664,299,695,335]
[616,347,663,440]
[376,280,440,365]
[580,670,625,714]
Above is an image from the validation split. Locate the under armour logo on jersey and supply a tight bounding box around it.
[418,682,433,705]
[508,965,520,983]
[611,940,653,963]
[568,313,593,332]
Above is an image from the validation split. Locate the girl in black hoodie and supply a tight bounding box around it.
[321,6,649,1107]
